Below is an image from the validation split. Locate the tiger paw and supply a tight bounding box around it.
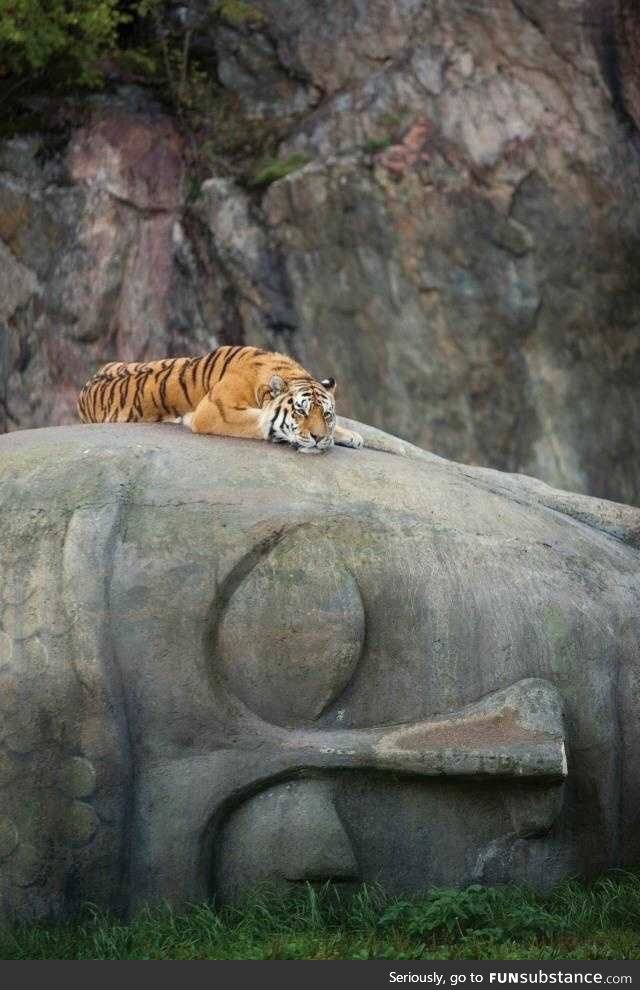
[337,430,363,449]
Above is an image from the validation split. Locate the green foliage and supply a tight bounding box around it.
[113,46,158,79]
[2,872,640,960]
[363,137,393,154]
[379,886,566,941]
[128,0,196,111]
[128,0,258,106]
[0,0,126,86]
[248,153,312,188]
[126,1,264,123]
[194,98,302,188]
[0,0,266,97]
[0,0,281,184]
[213,0,265,28]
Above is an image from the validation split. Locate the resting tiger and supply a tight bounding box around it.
[76,346,363,453]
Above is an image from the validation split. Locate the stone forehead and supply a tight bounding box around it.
[1,421,637,557]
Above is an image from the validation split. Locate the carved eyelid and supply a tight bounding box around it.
[213,530,365,727]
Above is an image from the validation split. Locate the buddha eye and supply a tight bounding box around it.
[214,531,365,727]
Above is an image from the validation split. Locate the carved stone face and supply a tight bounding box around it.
[103,447,578,908]
[2,423,639,919]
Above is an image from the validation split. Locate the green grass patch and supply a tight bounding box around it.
[2,872,640,960]
[247,153,312,189]
[363,137,394,154]
[213,0,266,28]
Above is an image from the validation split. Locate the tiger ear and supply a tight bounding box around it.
[320,377,336,392]
[268,374,287,398]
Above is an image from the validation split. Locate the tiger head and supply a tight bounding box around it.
[263,375,337,452]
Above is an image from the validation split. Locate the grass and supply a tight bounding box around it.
[363,137,394,154]
[2,873,640,960]
[247,153,312,188]
[213,0,266,27]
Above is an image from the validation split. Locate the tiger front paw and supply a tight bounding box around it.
[335,429,364,449]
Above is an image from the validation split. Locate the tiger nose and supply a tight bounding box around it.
[310,433,321,442]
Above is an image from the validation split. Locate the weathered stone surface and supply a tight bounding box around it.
[199,0,640,502]
[68,112,185,212]
[215,779,360,902]
[2,0,640,505]
[217,534,365,726]
[0,110,223,434]
[1,421,639,918]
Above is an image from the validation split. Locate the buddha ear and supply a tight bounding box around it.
[268,375,286,398]
[320,377,336,392]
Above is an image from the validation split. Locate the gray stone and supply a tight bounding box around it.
[0,241,39,324]
[59,758,97,800]
[215,780,359,902]
[0,819,18,861]
[1,421,639,918]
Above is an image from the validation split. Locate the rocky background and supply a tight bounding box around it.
[1,0,640,504]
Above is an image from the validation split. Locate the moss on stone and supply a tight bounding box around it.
[213,1,265,28]
[247,153,311,188]
[363,137,393,154]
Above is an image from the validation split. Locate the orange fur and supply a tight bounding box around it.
[77,346,363,452]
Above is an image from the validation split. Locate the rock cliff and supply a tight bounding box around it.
[2,0,640,503]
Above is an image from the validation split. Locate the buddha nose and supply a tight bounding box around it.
[280,781,357,883]
[214,779,359,901]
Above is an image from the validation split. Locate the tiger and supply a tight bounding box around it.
[76,345,364,453]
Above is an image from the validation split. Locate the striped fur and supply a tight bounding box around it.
[77,346,363,452]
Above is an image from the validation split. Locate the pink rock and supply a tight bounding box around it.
[68,111,185,212]
[374,116,431,175]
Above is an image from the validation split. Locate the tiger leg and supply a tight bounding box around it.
[333,424,364,449]
[185,380,267,441]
